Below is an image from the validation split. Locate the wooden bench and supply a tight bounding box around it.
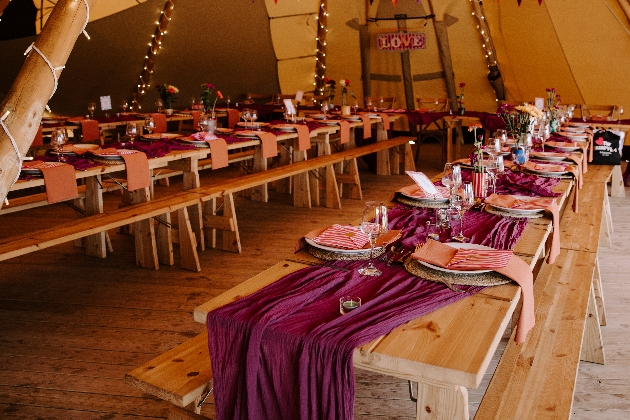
[0,137,414,271]
[125,332,213,415]
[475,167,613,420]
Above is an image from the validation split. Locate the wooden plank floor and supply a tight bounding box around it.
[0,146,628,419]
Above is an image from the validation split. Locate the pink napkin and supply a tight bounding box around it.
[337,120,350,144]
[23,162,79,204]
[151,113,167,133]
[377,112,391,130]
[208,138,229,170]
[226,109,239,129]
[360,115,372,139]
[80,119,100,143]
[447,248,513,270]
[256,131,278,158]
[485,193,560,264]
[291,124,311,151]
[32,126,43,147]
[311,224,370,249]
[66,116,85,122]
[412,240,535,344]
[523,161,580,212]
[121,151,151,191]
[296,226,401,253]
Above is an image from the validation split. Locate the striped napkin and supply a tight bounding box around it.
[311,224,370,249]
[446,248,513,270]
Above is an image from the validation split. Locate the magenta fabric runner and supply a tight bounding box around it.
[206,204,528,420]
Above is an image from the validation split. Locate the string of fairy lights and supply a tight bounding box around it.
[131,0,176,111]
[470,0,498,69]
[314,0,328,94]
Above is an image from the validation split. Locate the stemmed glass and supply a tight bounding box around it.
[486,156,499,195]
[120,100,129,113]
[442,163,455,198]
[241,108,251,126]
[190,97,197,109]
[87,102,96,119]
[50,127,68,162]
[366,99,373,111]
[250,109,259,129]
[352,101,359,115]
[126,122,138,143]
[226,96,231,109]
[618,106,624,123]
[321,102,328,118]
[358,201,389,277]
[451,182,474,242]
[144,117,155,135]
[155,99,164,112]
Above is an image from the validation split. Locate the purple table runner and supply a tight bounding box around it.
[207,203,528,420]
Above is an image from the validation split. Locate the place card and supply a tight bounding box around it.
[405,171,438,196]
[295,90,304,102]
[100,95,112,111]
[283,98,296,116]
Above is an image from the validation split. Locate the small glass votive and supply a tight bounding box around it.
[426,221,440,242]
[340,296,361,315]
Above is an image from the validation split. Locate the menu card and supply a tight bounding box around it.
[405,171,438,196]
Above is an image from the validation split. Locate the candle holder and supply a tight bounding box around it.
[340,296,361,315]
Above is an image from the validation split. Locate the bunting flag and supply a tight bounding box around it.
[517,0,544,5]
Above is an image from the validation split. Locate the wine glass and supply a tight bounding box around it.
[155,99,164,112]
[366,99,373,111]
[485,137,501,157]
[358,201,388,276]
[618,106,624,123]
[190,97,197,109]
[321,102,328,117]
[120,99,129,113]
[241,108,251,126]
[226,96,231,109]
[144,117,155,135]
[486,157,499,195]
[250,109,258,129]
[442,163,455,199]
[51,127,68,162]
[352,101,359,115]
[452,164,462,194]
[126,122,138,142]
[452,182,474,242]
[87,102,96,119]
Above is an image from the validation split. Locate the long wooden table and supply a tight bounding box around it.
[193,177,574,420]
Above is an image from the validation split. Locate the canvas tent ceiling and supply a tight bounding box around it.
[0,0,629,117]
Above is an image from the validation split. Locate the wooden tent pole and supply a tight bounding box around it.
[315,0,328,94]
[427,0,458,110]
[617,0,630,23]
[0,0,10,17]
[0,0,95,207]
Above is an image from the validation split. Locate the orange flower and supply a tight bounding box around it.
[217,90,224,100]
[468,123,483,131]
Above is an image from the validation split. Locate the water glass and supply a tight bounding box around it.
[126,122,138,141]
[144,117,155,135]
[358,201,388,277]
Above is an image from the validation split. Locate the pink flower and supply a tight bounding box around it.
[459,82,466,88]
[168,87,175,94]
[345,79,350,86]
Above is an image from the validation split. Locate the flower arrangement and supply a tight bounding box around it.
[497,103,544,144]
[325,78,336,103]
[156,84,179,109]
[200,83,223,117]
[545,88,561,130]
[339,79,354,106]
[457,82,466,115]
[468,123,484,173]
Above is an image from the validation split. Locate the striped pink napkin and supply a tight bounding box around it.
[446,248,513,270]
[311,224,370,249]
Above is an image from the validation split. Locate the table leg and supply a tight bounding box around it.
[610,165,626,197]
[293,148,311,208]
[84,176,107,258]
[376,121,391,175]
[252,146,268,202]
[130,187,159,270]
[173,157,204,251]
[415,380,469,420]
[276,141,292,194]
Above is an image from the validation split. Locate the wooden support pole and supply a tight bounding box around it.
[0,0,10,16]
[428,1,458,111]
[0,0,96,207]
[315,0,328,94]
[397,15,416,112]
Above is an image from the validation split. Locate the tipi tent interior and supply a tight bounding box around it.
[0,0,629,419]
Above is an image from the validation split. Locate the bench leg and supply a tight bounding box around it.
[604,185,613,234]
[592,256,607,326]
[610,164,626,197]
[293,150,312,208]
[599,197,612,247]
[337,158,362,200]
[415,380,469,420]
[132,188,159,270]
[177,207,201,272]
[580,283,605,365]
[325,165,341,209]
[403,142,416,172]
[251,147,268,202]
[156,212,174,266]
[203,200,217,249]
[376,122,391,176]
[222,193,241,253]
[275,143,292,194]
[84,176,107,258]
[183,396,202,415]
[73,197,85,248]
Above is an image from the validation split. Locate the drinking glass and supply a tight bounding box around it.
[452,182,474,242]
[87,102,96,119]
[190,97,197,109]
[358,201,389,277]
[51,127,68,162]
[321,102,328,117]
[126,122,138,142]
[352,101,359,115]
[250,109,259,129]
[452,164,462,194]
[198,114,209,132]
[120,99,129,113]
[144,117,155,135]
[155,99,164,112]
[226,96,231,109]
[442,163,455,198]
[618,106,624,123]
[426,220,440,242]
[486,157,499,195]
[366,99,373,111]
[241,108,251,125]
[486,137,501,157]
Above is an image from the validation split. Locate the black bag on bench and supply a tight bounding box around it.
[592,130,621,165]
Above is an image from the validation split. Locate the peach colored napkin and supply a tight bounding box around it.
[295,226,401,253]
[208,138,229,170]
[360,115,372,139]
[311,225,370,249]
[151,113,167,133]
[412,240,535,344]
[377,112,391,130]
[66,116,85,122]
[256,132,278,159]
[121,151,151,191]
[32,126,43,147]
[26,162,79,204]
[523,161,580,213]
[80,119,100,143]
[226,109,239,129]
[191,111,202,130]
[290,124,311,151]
[485,193,560,264]
[396,184,450,199]
[337,120,350,144]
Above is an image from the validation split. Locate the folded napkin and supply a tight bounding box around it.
[311,224,370,249]
[377,112,391,130]
[151,113,167,133]
[121,151,151,191]
[411,240,534,344]
[191,132,218,141]
[66,116,85,122]
[23,161,79,204]
[80,119,100,143]
[337,120,350,144]
[226,109,239,129]
[208,138,229,170]
[32,126,43,147]
[291,124,311,152]
[485,193,560,264]
[360,115,372,139]
[296,226,401,253]
[447,248,513,270]
[396,184,450,199]
[256,131,278,158]
[523,161,580,212]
